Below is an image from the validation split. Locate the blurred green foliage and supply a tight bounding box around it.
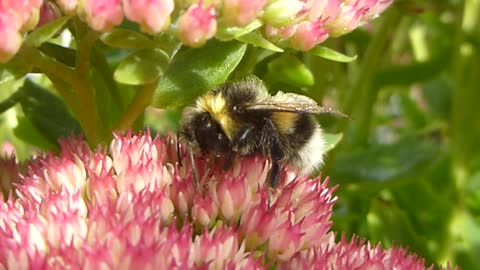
[1,0,480,269]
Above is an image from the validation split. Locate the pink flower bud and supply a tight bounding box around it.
[191,195,218,227]
[177,2,217,47]
[83,0,124,32]
[305,0,341,21]
[327,2,365,36]
[222,0,267,27]
[289,20,328,51]
[210,174,252,222]
[123,0,174,33]
[262,0,304,27]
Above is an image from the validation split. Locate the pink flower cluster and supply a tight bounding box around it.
[0,131,452,269]
[0,0,393,63]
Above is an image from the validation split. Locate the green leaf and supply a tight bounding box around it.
[38,42,76,67]
[422,77,452,120]
[397,92,427,129]
[14,116,58,150]
[24,16,70,48]
[153,40,247,109]
[368,198,423,251]
[19,80,82,146]
[267,54,314,87]
[330,136,440,184]
[309,46,357,63]
[323,133,343,153]
[114,49,169,85]
[236,32,283,52]
[100,29,157,49]
[216,20,263,40]
[0,89,24,114]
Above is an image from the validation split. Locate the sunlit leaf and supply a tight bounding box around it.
[153,40,247,109]
[18,80,82,146]
[236,32,283,52]
[114,49,169,85]
[100,29,156,49]
[216,20,263,40]
[330,137,440,183]
[268,54,314,87]
[309,46,357,62]
[24,17,70,48]
[324,133,343,153]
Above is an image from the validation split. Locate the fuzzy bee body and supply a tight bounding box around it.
[181,77,341,187]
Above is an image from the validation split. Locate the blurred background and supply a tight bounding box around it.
[1,0,479,269]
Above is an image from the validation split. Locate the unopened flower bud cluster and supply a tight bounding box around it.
[0,0,393,62]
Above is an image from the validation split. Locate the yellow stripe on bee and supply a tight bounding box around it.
[196,93,238,140]
[271,112,298,133]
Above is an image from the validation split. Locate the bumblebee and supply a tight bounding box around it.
[181,76,345,187]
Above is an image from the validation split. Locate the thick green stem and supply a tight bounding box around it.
[115,79,159,132]
[18,46,79,115]
[72,21,105,145]
[443,0,480,265]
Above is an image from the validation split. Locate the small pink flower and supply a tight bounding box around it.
[0,0,42,62]
[210,173,252,222]
[123,0,174,33]
[2,0,42,30]
[83,0,124,32]
[222,0,267,27]
[327,2,365,36]
[361,0,394,21]
[177,1,217,47]
[191,195,218,227]
[289,20,328,51]
[305,0,341,21]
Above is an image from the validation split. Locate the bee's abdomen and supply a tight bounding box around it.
[280,114,325,173]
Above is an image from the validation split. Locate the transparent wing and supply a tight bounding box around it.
[244,91,349,117]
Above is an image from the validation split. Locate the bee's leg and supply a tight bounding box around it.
[188,142,199,189]
[208,153,220,177]
[269,161,281,188]
[222,151,236,171]
[230,124,256,152]
[263,119,284,188]
[226,124,256,171]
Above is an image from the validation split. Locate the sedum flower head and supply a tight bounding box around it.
[0,131,454,269]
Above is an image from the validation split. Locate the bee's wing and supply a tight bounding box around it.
[244,91,349,117]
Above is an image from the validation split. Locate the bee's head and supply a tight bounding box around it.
[183,110,230,154]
